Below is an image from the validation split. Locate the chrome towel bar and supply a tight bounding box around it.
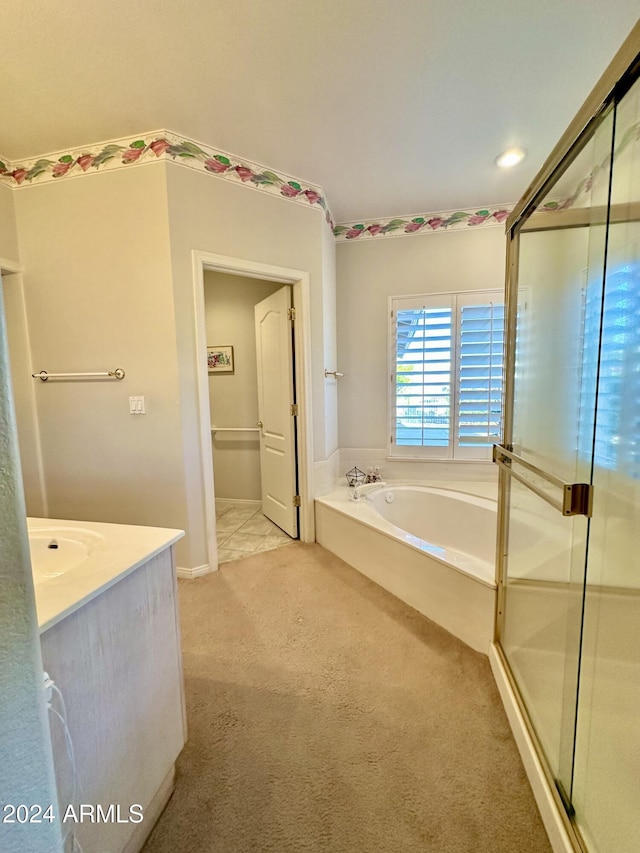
[32,368,125,381]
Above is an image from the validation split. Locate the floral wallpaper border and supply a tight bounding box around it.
[14,126,619,239]
[333,207,512,240]
[0,130,335,229]
[4,120,639,239]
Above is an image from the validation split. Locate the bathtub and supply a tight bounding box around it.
[27,517,184,632]
[315,483,498,653]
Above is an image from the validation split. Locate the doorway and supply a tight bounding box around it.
[192,251,314,573]
[204,272,297,562]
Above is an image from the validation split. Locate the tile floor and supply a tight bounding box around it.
[216,501,294,564]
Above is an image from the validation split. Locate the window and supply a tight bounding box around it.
[390,290,505,460]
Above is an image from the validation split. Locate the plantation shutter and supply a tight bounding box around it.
[395,305,452,448]
[391,290,504,460]
[457,301,505,446]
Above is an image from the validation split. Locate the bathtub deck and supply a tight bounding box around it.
[315,493,496,654]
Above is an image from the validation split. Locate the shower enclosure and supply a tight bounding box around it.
[495,26,640,853]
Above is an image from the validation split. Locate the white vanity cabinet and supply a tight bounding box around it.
[40,544,186,853]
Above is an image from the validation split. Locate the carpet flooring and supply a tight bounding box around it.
[143,543,551,853]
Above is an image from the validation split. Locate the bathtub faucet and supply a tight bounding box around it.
[351,482,386,502]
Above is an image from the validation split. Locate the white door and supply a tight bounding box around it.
[254,286,298,538]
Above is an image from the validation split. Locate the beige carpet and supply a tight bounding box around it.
[143,543,551,853]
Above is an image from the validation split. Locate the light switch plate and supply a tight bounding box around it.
[129,396,146,414]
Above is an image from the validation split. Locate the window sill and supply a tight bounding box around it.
[386,456,495,464]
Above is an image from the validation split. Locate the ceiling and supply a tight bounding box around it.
[1,1,638,223]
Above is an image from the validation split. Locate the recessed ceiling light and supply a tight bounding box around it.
[495,147,527,168]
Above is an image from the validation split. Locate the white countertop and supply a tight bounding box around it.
[28,517,185,633]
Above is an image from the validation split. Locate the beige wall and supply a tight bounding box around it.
[10,161,336,570]
[336,227,506,452]
[0,278,63,853]
[13,164,195,565]
[0,183,19,262]
[2,273,47,516]
[0,185,45,515]
[165,163,337,563]
[322,222,338,457]
[204,271,281,500]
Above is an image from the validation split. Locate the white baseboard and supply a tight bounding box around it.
[215,498,261,508]
[489,644,577,853]
[176,563,214,579]
[121,766,175,853]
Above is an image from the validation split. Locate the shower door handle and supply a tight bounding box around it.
[493,444,593,517]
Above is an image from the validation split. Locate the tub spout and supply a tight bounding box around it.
[352,482,386,501]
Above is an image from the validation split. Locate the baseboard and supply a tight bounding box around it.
[489,644,577,853]
[215,498,262,508]
[121,765,175,853]
[176,563,213,579]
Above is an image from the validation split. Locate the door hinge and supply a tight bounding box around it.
[290,403,299,416]
[288,307,296,321]
[293,495,301,507]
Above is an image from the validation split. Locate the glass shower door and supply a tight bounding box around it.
[571,74,640,853]
[497,107,614,805]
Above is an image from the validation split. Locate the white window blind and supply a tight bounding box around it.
[458,302,505,446]
[395,305,452,448]
[391,291,504,460]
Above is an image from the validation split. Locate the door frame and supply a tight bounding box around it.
[192,250,314,571]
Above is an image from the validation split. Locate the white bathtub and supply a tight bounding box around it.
[27,517,184,632]
[315,483,498,653]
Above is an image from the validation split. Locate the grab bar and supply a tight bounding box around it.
[32,368,125,381]
[493,444,593,517]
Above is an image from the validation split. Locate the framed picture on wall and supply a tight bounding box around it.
[207,345,234,373]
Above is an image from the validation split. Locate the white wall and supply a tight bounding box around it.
[336,227,505,481]
[204,271,281,500]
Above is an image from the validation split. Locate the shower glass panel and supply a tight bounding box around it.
[500,107,614,802]
[571,75,640,853]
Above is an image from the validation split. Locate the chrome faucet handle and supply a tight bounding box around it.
[352,481,386,501]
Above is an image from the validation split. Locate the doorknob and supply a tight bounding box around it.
[257,421,264,429]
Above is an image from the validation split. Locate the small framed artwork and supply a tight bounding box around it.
[207,345,234,373]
